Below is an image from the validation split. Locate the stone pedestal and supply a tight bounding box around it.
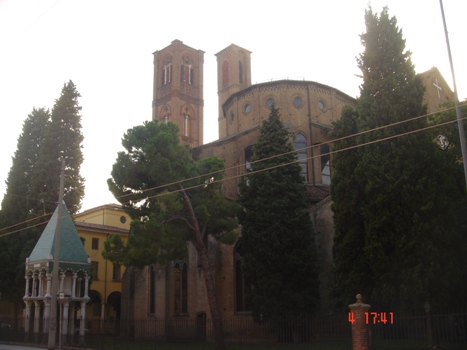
[349,294,371,350]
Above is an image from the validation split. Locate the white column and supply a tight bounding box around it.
[84,276,90,298]
[38,273,43,297]
[61,301,69,344]
[72,274,77,299]
[32,274,37,297]
[45,273,52,298]
[24,300,32,333]
[43,298,51,334]
[59,272,65,292]
[33,301,41,333]
[24,275,30,298]
[79,301,87,345]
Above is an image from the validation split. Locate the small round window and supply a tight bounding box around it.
[294,97,302,107]
[120,216,126,224]
[267,98,275,107]
[245,104,251,113]
[318,100,325,110]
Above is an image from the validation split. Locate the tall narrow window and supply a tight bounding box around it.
[174,262,188,314]
[92,238,99,250]
[112,264,121,281]
[183,109,190,137]
[181,58,194,85]
[320,144,331,185]
[238,61,243,84]
[234,243,251,312]
[222,61,229,87]
[162,61,172,85]
[149,265,156,314]
[294,134,308,182]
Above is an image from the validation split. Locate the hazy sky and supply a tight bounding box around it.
[0,0,465,213]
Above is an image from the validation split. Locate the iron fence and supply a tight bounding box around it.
[1,312,466,349]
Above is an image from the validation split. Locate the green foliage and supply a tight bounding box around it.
[0,81,85,306]
[238,105,319,321]
[105,120,238,268]
[30,80,85,216]
[0,108,50,303]
[106,120,238,349]
[331,7,467,312]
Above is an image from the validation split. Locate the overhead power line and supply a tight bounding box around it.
[2,103,465,236]
[117,103,465,203]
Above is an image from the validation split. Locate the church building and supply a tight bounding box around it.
[120,39,454,336]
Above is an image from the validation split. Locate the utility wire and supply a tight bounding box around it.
[0,212,53,233]
[117,103,465,202]
[2,103,465,236]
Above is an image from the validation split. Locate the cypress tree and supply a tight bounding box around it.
[331,7,467,311]
[0,108,50,309]
[30,80,85,216]
[238,105,319,321]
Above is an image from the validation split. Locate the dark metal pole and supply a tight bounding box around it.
[439,0,467,189]
[48,160,65,350]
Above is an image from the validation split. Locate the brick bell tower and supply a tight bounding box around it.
[152,40,204,148]
[215,44,252,139]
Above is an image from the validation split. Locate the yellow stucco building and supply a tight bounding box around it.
[73,204,130,329]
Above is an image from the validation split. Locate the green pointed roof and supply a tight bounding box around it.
[28,201,90,274]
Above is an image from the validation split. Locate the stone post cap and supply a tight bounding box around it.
[349,293,371,310]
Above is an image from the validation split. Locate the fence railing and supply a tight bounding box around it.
[1,312,466,349]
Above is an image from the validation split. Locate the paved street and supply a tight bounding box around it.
[0,346,43,350]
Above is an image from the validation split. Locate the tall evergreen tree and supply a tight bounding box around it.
[237,105,319,321]
[30,80,85,216]
[331,7,467,312]
[0,81,85,314]
[330,106,372,309]
[0,108,50,313]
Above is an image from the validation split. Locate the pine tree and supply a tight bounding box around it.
[331,7,467,311]
[105,120,238,350]
[238,105,319,321]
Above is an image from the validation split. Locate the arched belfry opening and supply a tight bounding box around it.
[159,105,171,124]
[180,103,196,146]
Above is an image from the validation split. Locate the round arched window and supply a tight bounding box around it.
[267,98,275,107]
[318,100,325,110]
[245,104,251,113]
[294,97,302,107]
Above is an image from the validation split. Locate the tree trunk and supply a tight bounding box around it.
[178,185,225,350]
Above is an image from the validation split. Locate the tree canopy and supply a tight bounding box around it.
[0,108,50,304]
[0,81,85,311]
[331,7,467,312]
[30,80,85,216]
[105,120,238,350]
[237,105,319,321]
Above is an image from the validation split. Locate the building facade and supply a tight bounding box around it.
[120,40,454,334]
[73,204,130,329]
